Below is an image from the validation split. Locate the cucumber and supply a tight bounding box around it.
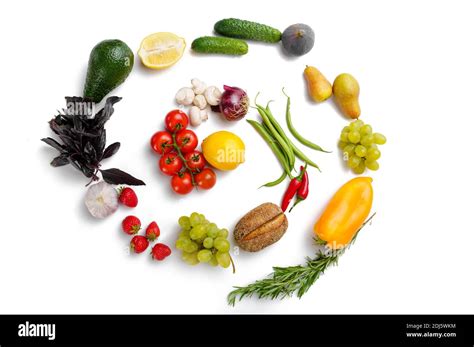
[191,36,248,55]
[214,18,282,43]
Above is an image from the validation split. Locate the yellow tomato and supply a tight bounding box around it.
[202,131,245,171]
[314,177,373,249]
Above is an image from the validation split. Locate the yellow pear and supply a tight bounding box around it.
[304,66,332,102]
[333,73,361,119]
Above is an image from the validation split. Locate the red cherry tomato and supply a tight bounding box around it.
[150,131,173,155]
[195,168,217,190]
[165,110,189,133]
[184,150,206,172]
[175,129,198,154]
[171,172,194,195]
[159,152,183,176]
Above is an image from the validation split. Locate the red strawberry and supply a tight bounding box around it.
[151,243,172,261]
[130,235,149,254]
[122,216,141,235]
[118,187,138,208]
[145,221,160,241]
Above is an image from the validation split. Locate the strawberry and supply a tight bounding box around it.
[145,221,160,241]
[130,235,149,254]
[118,187,138,208]
[151,243,172,261]
[122,215,141,235]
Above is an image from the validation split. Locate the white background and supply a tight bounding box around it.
[0,0,473,314]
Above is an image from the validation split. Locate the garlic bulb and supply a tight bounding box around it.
[85,181,119,218]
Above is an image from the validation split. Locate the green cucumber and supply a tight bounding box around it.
[214,18,281,43]
[191,36,248,55]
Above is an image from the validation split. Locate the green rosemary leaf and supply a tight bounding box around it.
[227,213,376,306]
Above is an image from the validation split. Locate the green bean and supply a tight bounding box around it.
[290,142,321,171]
[261,121,272,137]
[265,103,293,151]
[283,91,330,153]
[261,122,292,170]
[260,102,320,171]
[247,120,293,177]
[261,123,294,187]
[261,171,287,188]
[263,104,297,171]
[256,106,296,169]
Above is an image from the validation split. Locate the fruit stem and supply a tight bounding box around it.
[172,133,196,187]
[230,254,236,274]
[85,169,100,187]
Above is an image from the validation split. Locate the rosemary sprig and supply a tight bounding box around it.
[227,213,376,306]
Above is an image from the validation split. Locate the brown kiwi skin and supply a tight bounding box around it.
[234,202,288,252]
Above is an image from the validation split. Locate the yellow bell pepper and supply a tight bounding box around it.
[314,177,373,249]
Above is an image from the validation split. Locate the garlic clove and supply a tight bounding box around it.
[175,87,195,106]
[191,78,207,95]
[189,106,203,126]
[204,86,222,106]
[193,94,207,110]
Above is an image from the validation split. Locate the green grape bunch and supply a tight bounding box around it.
[176,212,235,272]
[339,119,386,174]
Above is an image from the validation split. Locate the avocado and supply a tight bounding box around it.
[214,18,281,43]
[83,39,134,103]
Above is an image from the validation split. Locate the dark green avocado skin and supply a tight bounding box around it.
[83,39,134,103]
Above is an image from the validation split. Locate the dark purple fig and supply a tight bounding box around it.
[282,24,315,56]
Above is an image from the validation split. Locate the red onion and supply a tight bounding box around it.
[219,85,249,121]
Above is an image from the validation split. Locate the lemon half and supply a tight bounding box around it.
[138,32,185,70]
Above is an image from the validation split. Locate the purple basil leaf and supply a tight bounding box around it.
[73,115,83,132]
[67,157,83,172]
[49,121,59,135]
[67,156,95,178]
[94,97,122,129]
[43,96,126,181]
[41,137,65,152]
[96,129,106,156]
[71,129,99,138]
[102,142,120,159]
[84,141,96,159]
[81,165,95,178]
[100,168,145,186]
[57,110,73,122]
[50,155,69,167]
[58,133,78,152]
[50,118,71,135]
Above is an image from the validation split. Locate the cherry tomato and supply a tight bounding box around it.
[184,151,206,172]
[150,131,173,155]
[175,129,198,154]
[159,152,183,176]
[195,168,217,190]
[165,110,189,133]
[171,172,194,195]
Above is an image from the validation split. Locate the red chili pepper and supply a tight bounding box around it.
[297,166,309,200]
[289,165,309,213]
[281,167,305,212]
